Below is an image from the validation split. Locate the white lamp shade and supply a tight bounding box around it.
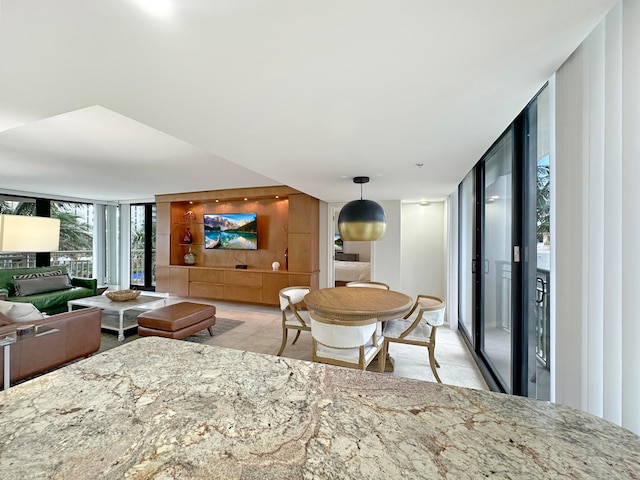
[0,215,61,252]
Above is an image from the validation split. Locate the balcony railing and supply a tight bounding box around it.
[130,249,156,286]
[494,261,551,370]
[0,250,156,286]
[536,268,551,368]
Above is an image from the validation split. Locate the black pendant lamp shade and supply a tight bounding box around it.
[338,176,387,241]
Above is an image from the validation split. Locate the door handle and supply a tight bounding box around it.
[536,277,546,304]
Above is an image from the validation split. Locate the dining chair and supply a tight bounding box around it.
[310,312,386,372]
[277,286,312,356]
[383,295,445,382]
[345,281,390,290]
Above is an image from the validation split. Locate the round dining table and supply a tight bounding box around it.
[304,287,414,372]
[304,286,414,322]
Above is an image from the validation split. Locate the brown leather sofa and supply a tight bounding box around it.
[0,307,102,385]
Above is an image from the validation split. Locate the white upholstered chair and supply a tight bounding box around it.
[277,286,312,356]
[383,295,446,382]
[310,312,386,372]
[345,281,390,290]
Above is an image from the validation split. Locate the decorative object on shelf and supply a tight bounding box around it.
[106,289,141,302]
[284,248,288,271]
[182,228,193,244]
[272,261,280,271]
[338,176,387,241]
[184,247,196,266]
[184,210,196,223]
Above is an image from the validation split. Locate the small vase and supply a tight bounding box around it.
[184,247,196,265]
[272,261,280,271]
[183,228,193,244]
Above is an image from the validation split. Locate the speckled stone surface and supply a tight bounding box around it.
[1,337,638,479]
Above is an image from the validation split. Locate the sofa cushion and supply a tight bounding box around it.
[0,300,45,322]
[0,266,70,297]
[13,273,72,297]
[8,286,95,315]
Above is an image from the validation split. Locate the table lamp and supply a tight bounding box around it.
[0,214,61,252]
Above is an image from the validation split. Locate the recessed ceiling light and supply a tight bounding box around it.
[132,0,173,18]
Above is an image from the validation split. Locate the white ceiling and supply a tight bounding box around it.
[0,0,615,204]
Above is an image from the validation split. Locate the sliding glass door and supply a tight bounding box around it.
[482,130,514,391]
[526,87,551,401]
[458,171,475,338]
[458,85,549,399]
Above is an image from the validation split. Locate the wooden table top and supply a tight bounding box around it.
[304,287,414,322]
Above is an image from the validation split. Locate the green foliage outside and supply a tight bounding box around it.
[537,164,550,243]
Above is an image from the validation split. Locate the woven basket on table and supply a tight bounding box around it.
[105,289,141,302]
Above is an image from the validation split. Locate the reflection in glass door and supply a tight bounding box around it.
[482,130,514,391]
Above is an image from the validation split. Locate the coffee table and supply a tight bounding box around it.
[68,295,167,341]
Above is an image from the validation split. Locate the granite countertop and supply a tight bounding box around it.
[1,337,638,479]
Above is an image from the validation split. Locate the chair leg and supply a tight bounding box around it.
[291,330,302,345]
[434,357,441,368]
[378,341,387,373]
[428,346,442,383]
[276,327,288,356]
[207,326,214,336]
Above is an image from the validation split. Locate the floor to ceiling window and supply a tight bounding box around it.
[50,201,94,278]
[458,85,550,399]
[130,203,156,290]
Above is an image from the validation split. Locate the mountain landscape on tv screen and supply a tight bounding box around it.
[203,213,257,250]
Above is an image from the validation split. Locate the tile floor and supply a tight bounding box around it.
[167,296,489,391]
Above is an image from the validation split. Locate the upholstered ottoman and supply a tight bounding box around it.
[137,302,216,340]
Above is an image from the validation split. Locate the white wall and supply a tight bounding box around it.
[555,0,640,435]
[400,202,446,302]
[371,200,402,290]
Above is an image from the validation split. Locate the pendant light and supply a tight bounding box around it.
[338,176,387,241]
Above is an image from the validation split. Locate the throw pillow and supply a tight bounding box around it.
[12,269,65,280]
[0,300,44,322]
[12,274,72,297]
[0,311,12,326]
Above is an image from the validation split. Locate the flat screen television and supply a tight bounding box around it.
[203,213,258,250]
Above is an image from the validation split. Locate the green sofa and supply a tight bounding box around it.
[0,266,97,315]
